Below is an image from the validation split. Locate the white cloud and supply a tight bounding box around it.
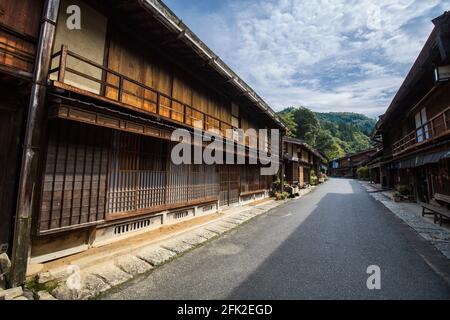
[168,0,450,117]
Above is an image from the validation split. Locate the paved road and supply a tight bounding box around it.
[104,178,450,300]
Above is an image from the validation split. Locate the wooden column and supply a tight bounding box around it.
[9,0,61,286]
[280,134,284,193]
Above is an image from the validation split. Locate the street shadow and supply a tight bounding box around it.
[226,179,450,300]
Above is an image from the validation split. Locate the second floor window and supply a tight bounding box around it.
[415,108,429,143]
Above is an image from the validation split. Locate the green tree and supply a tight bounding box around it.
[279,112,297,137]
[277,107,375,161]
[292,107,321,142]
[315,130,346,160]
[357,166,370,181]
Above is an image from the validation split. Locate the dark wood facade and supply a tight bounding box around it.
[0,0,45,255]
[283,138,326,187]
[0,0,286,279]
[372,12,450,205]
[328,148,377,178]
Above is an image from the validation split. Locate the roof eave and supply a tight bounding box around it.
[138,0,287,130]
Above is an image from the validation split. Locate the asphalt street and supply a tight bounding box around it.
[103,178,450,300]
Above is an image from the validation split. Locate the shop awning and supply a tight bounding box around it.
[397,150,450,169]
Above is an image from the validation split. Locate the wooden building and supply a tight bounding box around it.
[0,0,286,285]
[365,146,384,184]
[328,148,377,178]
[283,138,326,187]
[372,12,450,205]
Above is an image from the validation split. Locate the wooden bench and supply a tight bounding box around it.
[435,193,450,206]
[419,201,450,226]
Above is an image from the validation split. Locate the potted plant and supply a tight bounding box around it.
[394,185,410,202]
[393,191,402,202]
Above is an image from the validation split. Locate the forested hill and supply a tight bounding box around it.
[278,107,377,160]
[315,112,376,137]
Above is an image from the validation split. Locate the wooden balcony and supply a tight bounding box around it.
[393,107,450,157]
[0,37,35,78]
[49,46,237,138]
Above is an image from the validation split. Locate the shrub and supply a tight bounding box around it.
[281,192,290,200]
[395,185,410,196]
[310,170,318,185]
[274,191,290,201]
[356,166,370,180]
[273,176,281,191]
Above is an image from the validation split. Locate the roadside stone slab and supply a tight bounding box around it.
[37,271,54,284]
[178,234,209,246]
[205,225,228,235]
[89,263,133,287]
[115,255,153,276]
[218,221,237,230]
[0,287,23,300]
[161,240,194,255]
[13,296,28,300]
[37,291,57,300]
[37,267,72,284]
[248,209,265,216]
[252,207,269,214]
[223,218,242,225]
[235,213,254,221]
[229,215,249,222]
[240,211,257,218]
[52,273,110,300]
[433,242,450,259]
[136,246,177,266]
[254,205,273,211]
[194,229,218,240]
[22,289,35,300]
[256,203,279,211]
[419,231,450,242]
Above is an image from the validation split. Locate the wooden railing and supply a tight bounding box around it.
[393,106,450,156]
[49,45,238,138]
[0,39,35,74]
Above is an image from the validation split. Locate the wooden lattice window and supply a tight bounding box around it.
[39,121,109,233]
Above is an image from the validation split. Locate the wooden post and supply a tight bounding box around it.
[429,120,434,140]
[444,112,447,132]
[118,77,124,102]
[280,134,284,193]
[9,0,61,287]
[58,45,67,83]
[156,92,160,116]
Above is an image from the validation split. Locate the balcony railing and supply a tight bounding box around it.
[0,39,35,74]
[49,45,239,139]
[393,106,450,156]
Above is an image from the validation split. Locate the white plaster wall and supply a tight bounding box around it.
[51,0,107,94]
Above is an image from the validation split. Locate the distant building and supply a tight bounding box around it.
[283,137,327,187]
[328,148,378,178]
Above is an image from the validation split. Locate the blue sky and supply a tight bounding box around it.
[164,0,449,118]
